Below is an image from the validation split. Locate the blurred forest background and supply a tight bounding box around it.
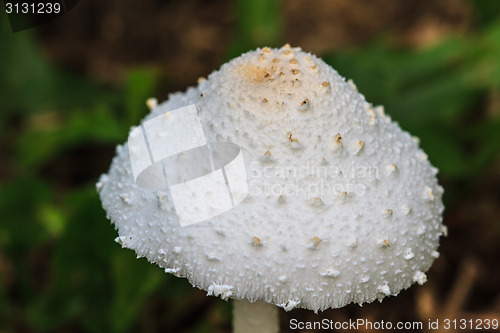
[1,0,500,332]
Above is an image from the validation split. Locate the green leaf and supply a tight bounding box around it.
[227,0,283,58]
[110,252,164,333]
[0,177,52,249]
[124,69,157,128]
[15,104,124,171]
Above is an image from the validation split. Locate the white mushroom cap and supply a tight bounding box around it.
[97,46,445,312]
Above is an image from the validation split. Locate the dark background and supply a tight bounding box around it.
[0,0,499,332]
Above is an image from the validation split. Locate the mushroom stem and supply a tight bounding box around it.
[233,300,279,333]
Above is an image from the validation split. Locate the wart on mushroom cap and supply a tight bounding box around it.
[97,45,445,312]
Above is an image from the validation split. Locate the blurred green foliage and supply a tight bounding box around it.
[227,0,283,58]
[325,26,500,180]
[0,11,204,332]
[1,1,500,332]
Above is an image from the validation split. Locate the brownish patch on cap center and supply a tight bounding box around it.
[238,64,275,83]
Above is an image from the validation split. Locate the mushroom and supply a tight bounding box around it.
[97,45,445,332]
